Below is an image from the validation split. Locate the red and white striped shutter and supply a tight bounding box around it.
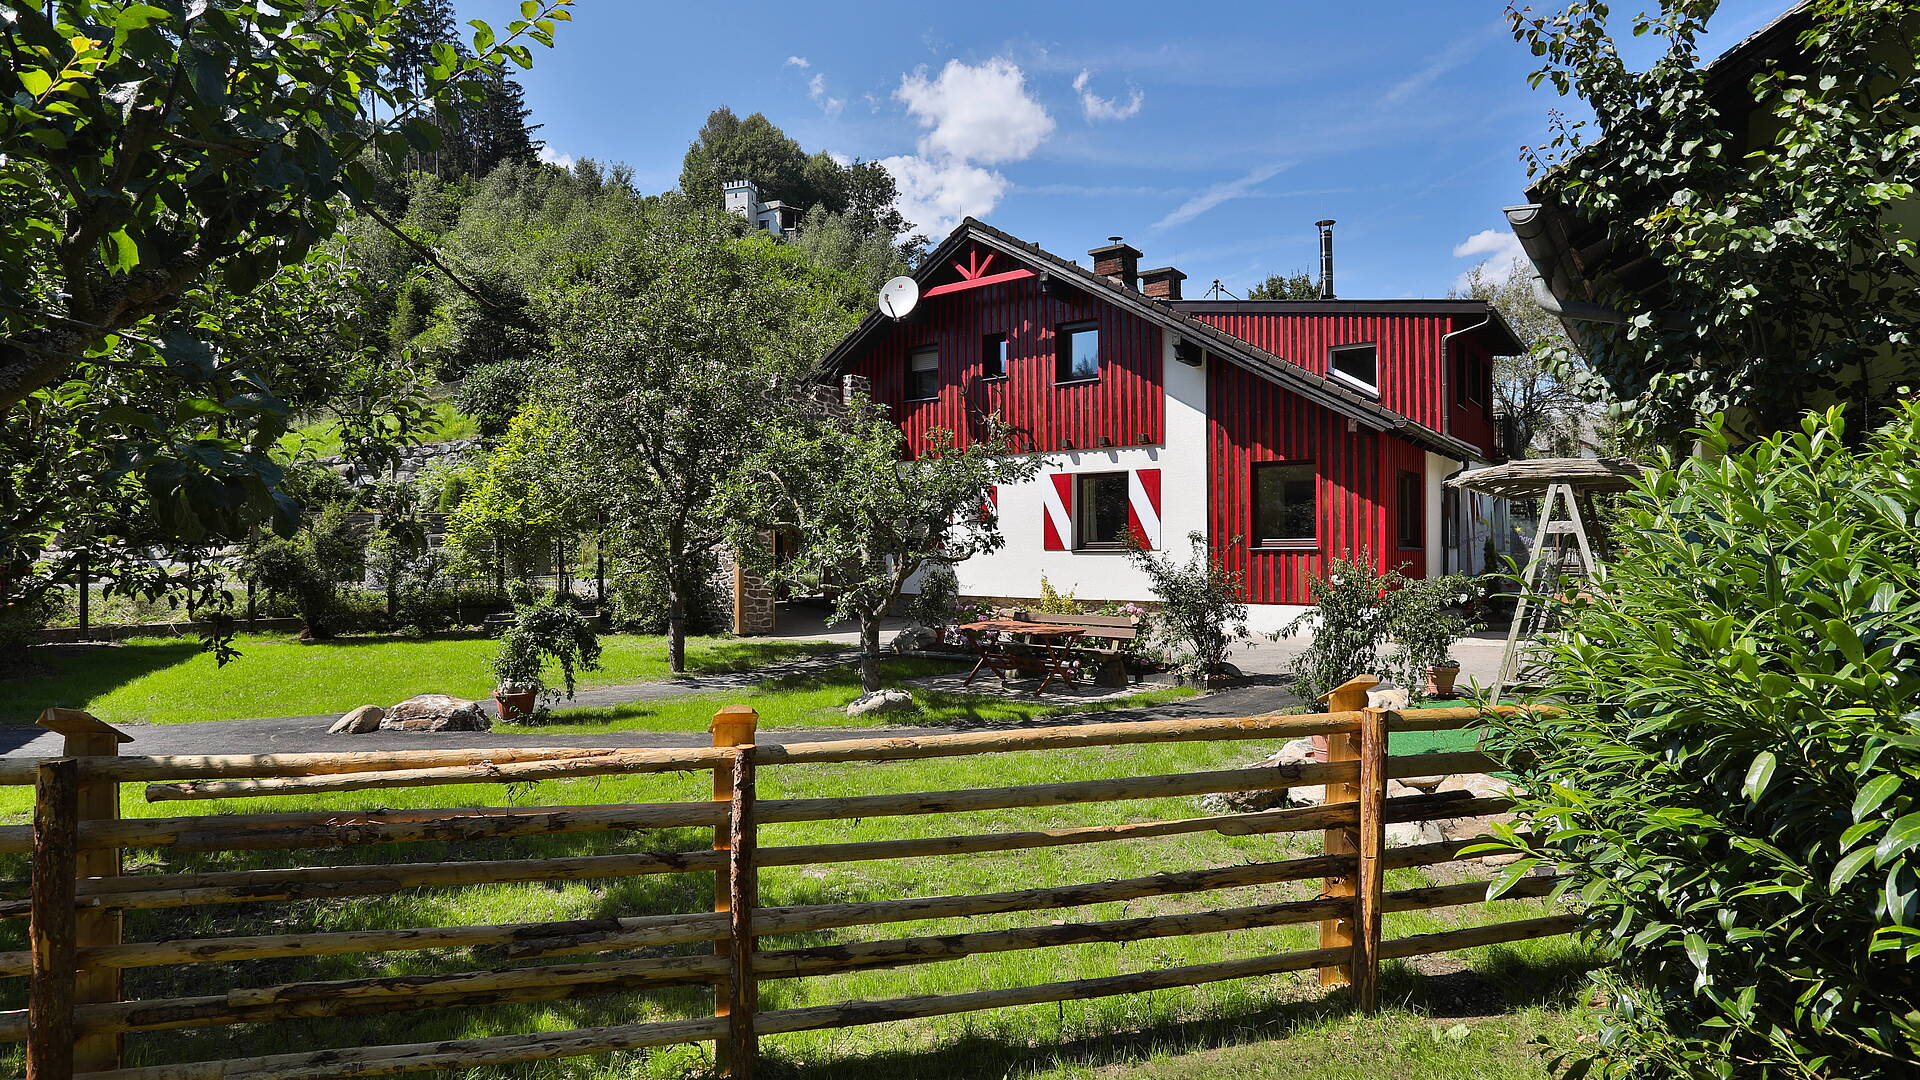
[1127,468,1163,549]
[981,485,998,521]
[1041,474,1073,550]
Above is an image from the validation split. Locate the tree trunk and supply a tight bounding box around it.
[859,613,883,694]
[666,576,687,675]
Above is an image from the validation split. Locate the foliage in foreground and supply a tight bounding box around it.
[1510,0,1920,443]
[1485,405,1920,1079]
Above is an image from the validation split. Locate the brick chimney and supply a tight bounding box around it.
[1088,236,1143,290]
[1139,266,1186,300]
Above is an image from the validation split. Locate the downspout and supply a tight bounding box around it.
[1503,204,1632,326]
[1438,311,1492,438]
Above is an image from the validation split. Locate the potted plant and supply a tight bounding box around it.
[489,603,604,722]
[1386,574,1478,702]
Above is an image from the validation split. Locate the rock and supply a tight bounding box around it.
[1386,819,1449,847]
[380,694,490,732]
[846,688,914,718]
[889,626,940,654]
[1367,687,1412,709]
[1396,774,1449,792]
[327,704,385,735]
[1438,773,1516,800]
[1203,739,1327,813]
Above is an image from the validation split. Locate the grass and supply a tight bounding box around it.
[275,401,480,459]
[514,658,1197,733]
[2,633,849,726]
[0,733,1592,1078]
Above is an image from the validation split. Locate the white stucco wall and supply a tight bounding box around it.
[930,333,1211,604]
[1425,450,1455,577]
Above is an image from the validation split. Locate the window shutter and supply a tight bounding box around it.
[1127,469,1163,549]
[1041,474,1073,550]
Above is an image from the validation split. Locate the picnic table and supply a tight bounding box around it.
[955,619,1088,692]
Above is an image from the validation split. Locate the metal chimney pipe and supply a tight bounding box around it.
[1315,219,1336,299]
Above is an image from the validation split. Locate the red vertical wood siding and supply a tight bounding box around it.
[1447,333,1496,456]
[1186,311,1470,447]
[1208,360,1430,605]
[845,276,1163,458]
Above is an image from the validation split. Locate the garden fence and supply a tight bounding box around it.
[0,679,1574,1080]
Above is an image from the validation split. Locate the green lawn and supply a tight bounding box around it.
[4,633,849,726]
[0,732,1590,1078]
[514,658,1197,733]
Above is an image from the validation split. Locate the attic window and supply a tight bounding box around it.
[1329,343,1378,392]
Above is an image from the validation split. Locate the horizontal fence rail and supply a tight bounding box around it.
[3,680,1572,1080]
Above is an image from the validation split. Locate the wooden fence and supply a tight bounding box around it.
[0,678,1574,1080]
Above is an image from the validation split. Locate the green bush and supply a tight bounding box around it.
[1282,554,1398,700]
[491,602,603,701]
[1125,531,1248,679]
[1485,406,1920,1079]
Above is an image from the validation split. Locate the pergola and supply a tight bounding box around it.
[1446,457,1646,699]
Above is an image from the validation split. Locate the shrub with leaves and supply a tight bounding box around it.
[1125,531,1248,680]
[1483,405,1920,1079]
[490,602,602,701]
[1386,573,1478,699]
[1282,554,1402,700]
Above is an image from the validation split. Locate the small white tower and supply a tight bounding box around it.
[722,179,761,221]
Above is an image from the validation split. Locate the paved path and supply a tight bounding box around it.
[0,669,1310,759]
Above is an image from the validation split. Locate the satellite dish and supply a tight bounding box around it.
[878,276,919,320]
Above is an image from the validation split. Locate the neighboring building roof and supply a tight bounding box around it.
[1510,1,1822,340]
[822,218,1499,460]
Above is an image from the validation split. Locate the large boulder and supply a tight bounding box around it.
[1367,686,1412,710]
[1200,738,1323,813]
[846,688,914,719]
[381,694,491,732]
[327,704,385,735]
[889,625,940,655]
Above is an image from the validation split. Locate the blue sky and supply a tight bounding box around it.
[459,0,1790,299]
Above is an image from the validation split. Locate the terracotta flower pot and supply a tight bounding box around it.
[493,689,538,722]
[1425,664,1462,697]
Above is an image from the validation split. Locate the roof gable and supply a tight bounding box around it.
[821,219,1483,460]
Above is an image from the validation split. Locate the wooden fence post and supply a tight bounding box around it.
[1316,675,1379,988]
[1349,706,1389,1013]
[38,709,130,1073]
[711,705,758,1077]
[28,759,79,1080]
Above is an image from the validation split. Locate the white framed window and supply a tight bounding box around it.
[1328,343,1378,393]
[906,346,939,401]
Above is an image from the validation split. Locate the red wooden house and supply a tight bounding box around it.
[820,218,1522,632]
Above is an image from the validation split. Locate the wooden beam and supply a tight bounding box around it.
[28,759,79,1080]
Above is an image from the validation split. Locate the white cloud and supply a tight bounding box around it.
[538,145,575,170]
[880,57,1055,237]
[785,55,809,69]
[1153,161,1290,229]
[881,155,1008,235]
[1072,69,1144,122]
[807,73,844,117]
[895,57,1053,165]
[1451,228,1528,289]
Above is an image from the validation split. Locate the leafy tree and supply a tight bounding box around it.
[444,404,580,586]
[0,0,568,652]
[679,106,911,241]
[1246,271,1319,300]
[1484,404,1920,1079]
[544,205,855,672]
[1510,0,1920,444]
[735,395,1042,694]
[1453,259,1594,457]
[1281,555,1403,700]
